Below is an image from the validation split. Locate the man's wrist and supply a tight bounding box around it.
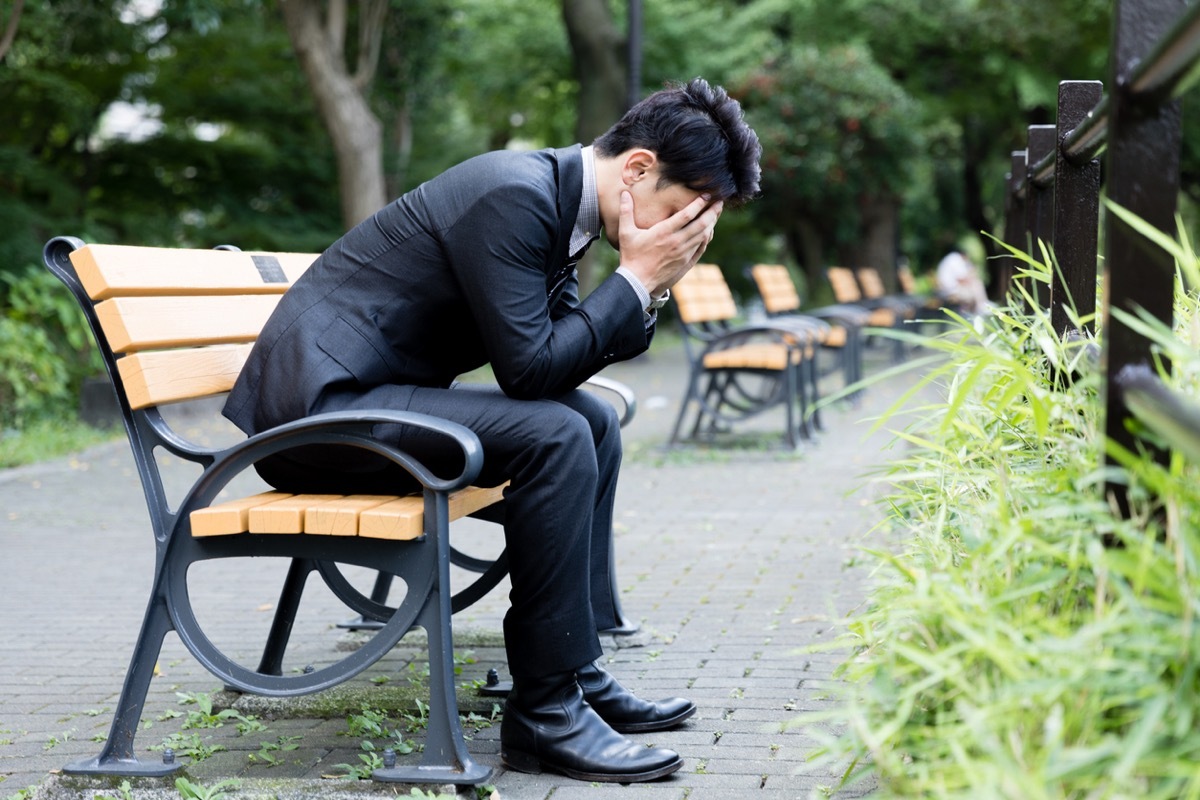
[616,265,653,311]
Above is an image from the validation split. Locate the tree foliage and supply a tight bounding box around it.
[4,0,1200,428]
[735,45,923,283]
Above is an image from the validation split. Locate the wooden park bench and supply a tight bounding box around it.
[748,263,868,396]
[40,236,637,787]
[825,265,912,361]
[669,263,833,448]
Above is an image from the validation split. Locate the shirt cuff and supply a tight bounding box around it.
[616,266,652,309]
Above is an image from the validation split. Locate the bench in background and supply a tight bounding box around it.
[669,263,830,448]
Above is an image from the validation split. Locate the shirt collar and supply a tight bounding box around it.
[570,145,600,258]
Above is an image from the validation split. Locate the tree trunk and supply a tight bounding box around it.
[962,119,1000,294]
[562,0,627,144]
[791,217,827,302]
[0,0,23,62]
[844,193,898,290]
[562,0,627,295]
[279,0,387,230]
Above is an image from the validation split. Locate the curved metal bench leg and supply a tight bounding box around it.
[337,571,392,631]
[806,355,824,434]
[598,534,639,635]
[374,496,492,785]
[64,589,180,777]
[257,558,318,675]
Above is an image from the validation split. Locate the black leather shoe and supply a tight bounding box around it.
[501,681,683,782]
[577,662,696,733]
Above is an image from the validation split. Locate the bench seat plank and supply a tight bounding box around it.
[703,343,802,371]
[304,495,396,536]
[248,494,345,534]
[190,492,294,536]
[190,484,509,540]
[359,484,508,540]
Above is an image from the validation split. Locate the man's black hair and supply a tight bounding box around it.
[593,77,762,207]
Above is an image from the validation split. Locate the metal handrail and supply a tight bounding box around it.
[1016,1,1200,197]
[1115,363,1200,463]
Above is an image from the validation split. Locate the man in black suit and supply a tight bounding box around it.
[224,78,761,782]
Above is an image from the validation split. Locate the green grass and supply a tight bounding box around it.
[806,230,1200,798]
[0,417,121,469]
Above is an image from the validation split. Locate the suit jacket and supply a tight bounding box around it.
[224,145,653,435]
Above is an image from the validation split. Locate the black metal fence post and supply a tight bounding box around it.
[1100,0,1186,514]
[1025,125,1057,309]
[1052,81,1104,338]
[1001,150,1028,299]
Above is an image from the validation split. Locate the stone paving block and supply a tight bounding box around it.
[547,784,687,800]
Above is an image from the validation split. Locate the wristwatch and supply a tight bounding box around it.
[647,289,670,312]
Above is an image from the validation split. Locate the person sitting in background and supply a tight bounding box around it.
[936,248,990,315]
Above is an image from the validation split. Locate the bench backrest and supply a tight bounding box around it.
[671,263,738,325]
[749,264,801,315]
[68,244,317,410]
[855,267,888,300]
[825,266,864,304]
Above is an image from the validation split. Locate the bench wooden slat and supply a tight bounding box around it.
[703,343,800,371]
[856,268,887,299]
[826,266,864,304]
[189,484,509,540]
[360,484,508,540]
[96,295,283,353]
[751,264,802,314]
[247,494,345,534]
[190,492,294,537]
[304,495,395,536]
[672,264,739,324]
[71,244,315,301]
[116,343,252,409]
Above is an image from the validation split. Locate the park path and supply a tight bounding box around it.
[0,340,923,799]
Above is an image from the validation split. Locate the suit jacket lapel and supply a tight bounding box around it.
[546,144,584,296]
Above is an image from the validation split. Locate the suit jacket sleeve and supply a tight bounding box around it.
[441,179,649,400]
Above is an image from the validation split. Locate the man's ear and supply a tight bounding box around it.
[621,149,658,186]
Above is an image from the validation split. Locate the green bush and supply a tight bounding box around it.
[0,265,100,430]
[814,237,1200,798]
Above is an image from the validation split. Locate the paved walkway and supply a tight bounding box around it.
[0,339,922,800]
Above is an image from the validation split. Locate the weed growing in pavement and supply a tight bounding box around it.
[175,691,259,732]
[806,224,1200,797]
[330,701,501,780]
[149,731,226,762]
[94,781,133,800]
[331,738,387,779]
[42,730,73,750]
[174,777,240,800]
[248,734,303,767]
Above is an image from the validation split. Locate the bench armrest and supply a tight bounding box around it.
[584,375,637,428]
[698,324,811,352]
[210,409,485,495]
[804,305,872,327]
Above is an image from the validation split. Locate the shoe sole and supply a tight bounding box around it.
[608,704,697,734]
[501,748,683,783]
